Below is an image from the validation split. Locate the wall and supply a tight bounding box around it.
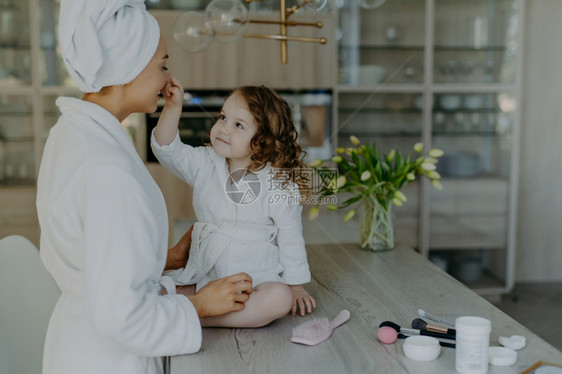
[516,0,562,281]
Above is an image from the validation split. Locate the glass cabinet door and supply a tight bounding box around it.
[338,0,426,86]
[0,0,32,86]
[429,91,516,288]
[0,94,35,185]
[433,0,520,84]
[40,0,73,86]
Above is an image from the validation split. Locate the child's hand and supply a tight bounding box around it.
[289,284,316,316]
[162,75,183,109]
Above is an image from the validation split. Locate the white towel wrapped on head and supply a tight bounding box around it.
[59,0,160,93]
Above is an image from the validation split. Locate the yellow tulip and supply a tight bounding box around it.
[360,171,371,181]
[350,135,360,146]
[326,204,338,211]
[308,207,319,220]
[343,210,356,222]
[331,156,342,163]
[387,149,396,162]
[407,173,416,181]
[414,142,424,153]
[336,147,345,154]
[392,197,403,206]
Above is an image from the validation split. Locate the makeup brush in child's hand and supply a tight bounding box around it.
[412,318,456,335]
[291,309,351,346]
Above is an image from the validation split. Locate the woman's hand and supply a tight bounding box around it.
[187,273,253,318]
[290,285,316,316]
[164,226,193,271]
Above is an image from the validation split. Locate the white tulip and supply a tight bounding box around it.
[394,190,407,202]
[343,210,355,222]
[336,175,347,188]
[431,179,443,190]
[421,162,437,171]
[309,159,322,168]
[429,148,444,157]
[308,207,319,220]
[427,170,441,179]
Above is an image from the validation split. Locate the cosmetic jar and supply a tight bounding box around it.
[488,347,517,366]
[403,336,441,361]
[455,316,491,374]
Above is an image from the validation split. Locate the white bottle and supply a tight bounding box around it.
[455,316,491,374]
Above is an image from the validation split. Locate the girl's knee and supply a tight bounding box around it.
[257,282,293,317]
[271,283,293,315]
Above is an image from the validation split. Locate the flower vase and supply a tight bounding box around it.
[360,197,394,251]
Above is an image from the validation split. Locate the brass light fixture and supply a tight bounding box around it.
[173,0,329,64]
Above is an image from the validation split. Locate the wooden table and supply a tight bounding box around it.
[170,244,562,373]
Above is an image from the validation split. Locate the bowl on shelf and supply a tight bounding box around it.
[439,94,461,110]
[341,65,386,86]
[463,94,483,110]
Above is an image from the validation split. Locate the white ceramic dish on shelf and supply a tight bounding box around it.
[341,65,386,86]
[439,95,461,110]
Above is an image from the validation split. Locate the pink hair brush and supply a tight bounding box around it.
[290,309,351,346]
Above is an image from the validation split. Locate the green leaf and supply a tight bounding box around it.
[395,152,403,171]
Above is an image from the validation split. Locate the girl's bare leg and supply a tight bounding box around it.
[201,282,293,328]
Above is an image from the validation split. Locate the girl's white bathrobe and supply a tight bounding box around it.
[36,97,202,374]
[151,133,311,290]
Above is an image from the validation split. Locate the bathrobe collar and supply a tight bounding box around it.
[56,97,143,166]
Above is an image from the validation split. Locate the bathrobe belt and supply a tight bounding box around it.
[166,221,278,285]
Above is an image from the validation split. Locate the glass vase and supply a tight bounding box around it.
[360,197,394,251]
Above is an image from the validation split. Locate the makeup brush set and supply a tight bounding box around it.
[377,308,528,367]
[377,309,457,361]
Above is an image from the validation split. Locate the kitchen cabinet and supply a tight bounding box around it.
[0,0,92,246]
[334,0,523,295]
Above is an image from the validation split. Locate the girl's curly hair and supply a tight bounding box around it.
[226,85,310,195]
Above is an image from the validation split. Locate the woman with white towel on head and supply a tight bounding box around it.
[36,1,253,373]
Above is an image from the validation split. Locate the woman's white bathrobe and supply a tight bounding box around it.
[151,133,311,290]
[36,97,202,374]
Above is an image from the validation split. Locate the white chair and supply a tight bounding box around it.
[0,235,60,374]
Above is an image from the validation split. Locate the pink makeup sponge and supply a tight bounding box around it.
[378,326,398,344]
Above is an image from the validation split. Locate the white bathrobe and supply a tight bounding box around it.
[37,97,202,374]
[151,133,311,290]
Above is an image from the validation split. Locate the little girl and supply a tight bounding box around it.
[152,77,316,327]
